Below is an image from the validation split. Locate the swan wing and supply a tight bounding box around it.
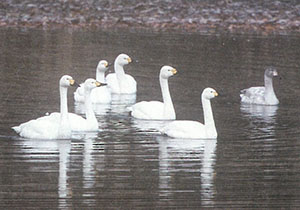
[131,101,165,120]
[90,86,112,104]
[106,73,119,93]
[106,73,136,94]
[12,115,61,139]
[45,112,89,132]
[160,120,207,139]
[123,74,137,94]
[240,86,265,104]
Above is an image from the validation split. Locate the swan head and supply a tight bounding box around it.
[265,67,278,78]
[160,65,177,79]
[115,53,132,66]
[60,75,76,87]
[97,60,109,73]
[202,87,218,100]
[84,78,107,91]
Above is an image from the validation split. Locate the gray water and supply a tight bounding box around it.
[1,28,300,209]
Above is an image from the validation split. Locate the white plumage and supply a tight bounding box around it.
[129,65,177,120]
[12,77,106,139]
[160,88,218,139]
[74,60,111,104]
[44,79,104,132]
[240,67,279,105]
[106,53,137,94]
[12,75,76,139]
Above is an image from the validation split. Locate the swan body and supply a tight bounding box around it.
[12,75,76,139]
[130,66,177,120]
[74,60,111,104]
[46,78,105,132]
[160,88,218,139]
[106,53,136,94]
[70,78,105,131]
[240,67,279,105]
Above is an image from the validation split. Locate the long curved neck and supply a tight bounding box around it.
[60,86,69,121]
[264,75,274,93]
[201,97,217,138]
[160,77,175,119]
[264,75,278,103]
[114,61,126,81]
[84,89,98,125]
[96,70,106,83]
[59,85,71,137]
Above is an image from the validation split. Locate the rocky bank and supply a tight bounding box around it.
[1,0,300,34]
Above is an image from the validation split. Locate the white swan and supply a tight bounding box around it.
[129,65,177,120]
[74,60,111,104]
[240,67,279,105]
[67,78,106,132]
[12,75,76,139]
[160,88,218,139]
[106,53,136,94]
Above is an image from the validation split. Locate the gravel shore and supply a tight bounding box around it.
[1,0,300,34]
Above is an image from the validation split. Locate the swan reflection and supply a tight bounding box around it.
[111,93,136,105]
[81,133,103,206]
[156,136,216,204]
[18,139,71,208]
[74,102,111,116]
[109,94,136,116]
[240,104,278,136]
[132,119,168,134]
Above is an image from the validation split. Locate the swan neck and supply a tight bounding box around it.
[264,76,274,92]
[201,96,216,135]
[96,71,106,83]
[84,89,97,124]
[114,61,126,80]
[160,77,175,119]
[60,86,69,120]
[264,75,279,104]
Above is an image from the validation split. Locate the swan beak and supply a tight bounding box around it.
[95,81,101,87]
[171,69,177,75]
[104,62,109,68]
[95,81,107,87]
[214,91,218,97]
[69,79,75,86]
[127,57,132,63]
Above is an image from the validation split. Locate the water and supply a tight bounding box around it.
[1,28,300,209]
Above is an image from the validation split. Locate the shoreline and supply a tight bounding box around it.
[1,0,300,35]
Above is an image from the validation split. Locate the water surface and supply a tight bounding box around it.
[1,28,300,209]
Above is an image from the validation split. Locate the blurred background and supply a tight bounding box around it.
[0,0,300,34]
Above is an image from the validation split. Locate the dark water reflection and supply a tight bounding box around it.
[1,28,300,209]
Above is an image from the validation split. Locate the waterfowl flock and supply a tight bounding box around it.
[12,53,279,140]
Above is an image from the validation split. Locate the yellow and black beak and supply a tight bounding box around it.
[214,91,218,97]
[69,79,80,87]
[171,68,177,75]
[69,79,75,86]
[95,81,107,87]
[127,57,132,63]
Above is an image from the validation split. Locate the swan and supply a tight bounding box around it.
[240,67,279,105]
[12,75,77,139]
[106,53,136,94]
[74,60,111,104]
[66,78,106,132]
[160,88,218,139]
[129,65,177,120]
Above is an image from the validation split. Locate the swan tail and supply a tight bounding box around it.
[126,106,133,112]
[12,126,20,133]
